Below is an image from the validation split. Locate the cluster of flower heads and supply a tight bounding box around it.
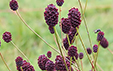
[15,56,35,71]
[37,51,74,71]
[97,31,109,48]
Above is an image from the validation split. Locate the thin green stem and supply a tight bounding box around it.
[15,10,60,54]
[94,41,100,70]
[11,41,30,62]
[77,0,93,52]
[107,48,113,55]
[76,27,94,69]
[53,27,68,71]
[74,57,81,71]
[70,57,72,71]
[80,60,83,71]
[67,34,71,46]
[20,66,23,71]
[0,53,11,71]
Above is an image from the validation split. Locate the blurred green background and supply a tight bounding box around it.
[0,0,113,71]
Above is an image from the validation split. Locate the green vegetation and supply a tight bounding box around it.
[0,0,113,71]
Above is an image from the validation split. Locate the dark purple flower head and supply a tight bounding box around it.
[38,55,49,70]
[63,38,69,50]
[9,0,18,11]
[56,0,64,6]
[15,56,23,67]
[49,26,54,34]
[68,46,78,59]
[22,60,35,71]
[86,48,92,55]
[97,31,104,41]
[44,4,59,27]
[2,31,12,43]
[45,60,55,71]
[61,18,71,34]
[100,37,108,48]
[79,52,84,59]
[93,44,98,53]
[0,41,1,47]
[68,7,81,28]
[47,51,52,58]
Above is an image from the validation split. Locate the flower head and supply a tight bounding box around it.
[86,48,92,55]
[68,45,78,59]
[56,0,64,6]
[9,0,18,11]
[49,26,54,34]
[93,44,98,53]
[68,7,81,28]
[38,55,49,70]
[63,38,69,50]
[44,4,59,27]
[100,37,108,48]
[45,60,55,71]
[61,18,71,34]
[79,52,84,59]
[2,31,12,43]
[47,51,52,58]
[97,31,104,41]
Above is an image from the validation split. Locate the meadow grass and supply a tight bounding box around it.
[0,0,113,71]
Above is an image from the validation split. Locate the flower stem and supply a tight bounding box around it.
[74,56,81,71]
[67,34,71,46]
[20,66,23,71]
[77,0,93,53]
[69,57,72,71]
[76,27,94,69]
[0,52,11,71]
[15,10,60,54]
[107,48,113,55]
[11,41,30,62]
[80,60,83,71]
[94,41,100,70]
[53,27,68,71]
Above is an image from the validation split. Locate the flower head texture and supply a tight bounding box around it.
[47,51,52,58]
[61,18,71,34]
[68,7,81,28]
[86,48,92,55]
[63,38,69,50]
[15,56,23,71]
[93,44,98,53]
[44,4,59,27]
[45,60,55,71]
[22,60,35,71]
[38,55,49,70]
[49,26,55,34]
[97,31,104,41]
[79,52,84,59]
[68,46,78,59]
[56,0,64,6]
[2,31,12,43]
[9,0,18,11]
[100,37,109,48]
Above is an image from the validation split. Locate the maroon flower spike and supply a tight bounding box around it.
[56,0,64,6]
[63,38,69,50]
[9,0,18,11]
[49,26,54,34]
[86,48,92,55]
[79,52,84,59]
[68,7,81,28]
[15,56,23,71]
[22,60,35,71]
[47,51,52,58]
[38,55,49,70]
[100,37,109,48]
[93,44,98,53]
[61,18,71,34]
[45,60,55,71]
[97,31,104,41]
[0,41,1,47]
[68,45,78,59]
[2,31,12,43]
[44,4,59,27]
